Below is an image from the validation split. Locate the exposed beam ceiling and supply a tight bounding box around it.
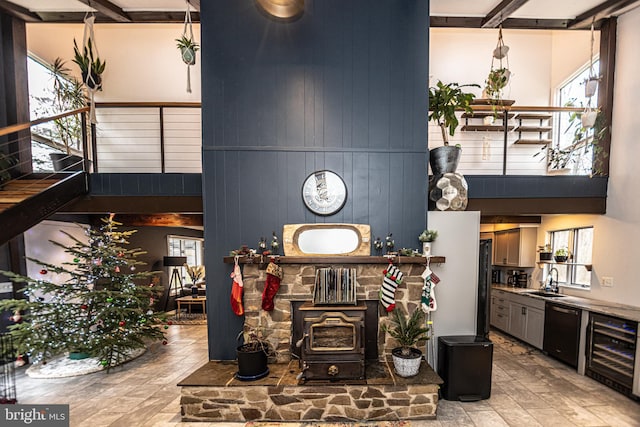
[188,0,200,11]
[481,0,529,28]
[568,0,640,28]
[430,16,571,30]
[77,0,131,23]
[0,0,42,22]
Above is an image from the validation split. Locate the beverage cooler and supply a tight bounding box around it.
[585,312,637,398]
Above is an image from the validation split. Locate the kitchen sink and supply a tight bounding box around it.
[528,291,566,298]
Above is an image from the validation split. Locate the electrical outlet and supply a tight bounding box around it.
[601,276,614,287]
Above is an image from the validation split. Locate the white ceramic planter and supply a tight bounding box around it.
[585,78,598,98]
[422,242,432,257]
[581,110,597,128]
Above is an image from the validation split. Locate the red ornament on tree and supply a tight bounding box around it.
[118,320,126,327]
[40,269,47,275]
[80,304,88,310]
[162,340,168,345]
[117,252,124,257]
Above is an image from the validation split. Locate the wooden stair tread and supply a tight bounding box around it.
[461,125,515,132]
[514,113,552,120]
[514,126,552,132]
[514,139,552,145]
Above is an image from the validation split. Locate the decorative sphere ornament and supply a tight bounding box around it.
[118,321,125,327]
[115,266,120,273]
[429,172,469,211]
[162,340,168,345]
[139,318,147,324]
[117,252,124,257]
[100,360,108,366]
[130,266,136,271]
[106,297,114,303]
[164,325,169,330]
[80,304,88,310]
[73,258,80,263]
[167,320,173,326]
[39,269,47,275]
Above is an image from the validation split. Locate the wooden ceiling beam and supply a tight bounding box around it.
[431,16,570,30]
[19,10,199,23]
[568,0,640,29]
[188,0,200,11]
[78,0,131,23]
[481,0,530,28]
[0,0,42,22]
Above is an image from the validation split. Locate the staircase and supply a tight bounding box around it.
[0,172,88,244]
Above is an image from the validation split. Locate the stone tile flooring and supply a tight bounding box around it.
[14,325,640,426]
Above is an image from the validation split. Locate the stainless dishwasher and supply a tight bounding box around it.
[543,302,582,368]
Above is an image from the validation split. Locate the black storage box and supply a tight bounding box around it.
[438,335,493,401]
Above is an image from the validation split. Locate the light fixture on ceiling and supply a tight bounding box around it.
[256,0,304,21]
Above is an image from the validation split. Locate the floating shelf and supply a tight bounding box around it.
[471,99,516,106]
[513,126,552,133]
[461,112,515,119]
[514,139,552,145]
[461,125,514,132]
[514,113,552,120]
[223,255,446,265]
[537,261,592,271]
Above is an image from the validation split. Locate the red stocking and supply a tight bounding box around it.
[262,261,283,311]
[230,257,244,316]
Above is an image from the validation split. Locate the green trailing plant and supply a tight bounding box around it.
[382,307,430,357]
[428,81,479,146]
[73,38,106,90]
[554,248,569,257]
[534,103,608,175]
[418,229,438,243]
[485,68,510,100]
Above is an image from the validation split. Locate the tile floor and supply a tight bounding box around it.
[13,325,640,427]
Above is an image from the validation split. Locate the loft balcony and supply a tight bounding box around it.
[0,102,608,243]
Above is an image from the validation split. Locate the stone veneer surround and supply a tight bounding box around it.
[179,256,444,422]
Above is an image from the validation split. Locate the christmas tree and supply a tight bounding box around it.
[0,214,168,371]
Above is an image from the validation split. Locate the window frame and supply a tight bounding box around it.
[547,226,593,289]
[167,235,205,295]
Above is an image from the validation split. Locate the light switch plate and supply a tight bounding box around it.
[601,276,614,287]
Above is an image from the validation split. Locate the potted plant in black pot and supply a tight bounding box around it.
[383,307,430,377]
[428,81,479,174]
[73,38,105,91]
[554,248,569,263]
[235,328,274,381]
[538,244,553,262]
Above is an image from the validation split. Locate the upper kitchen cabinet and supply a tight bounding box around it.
[494,228,537,267]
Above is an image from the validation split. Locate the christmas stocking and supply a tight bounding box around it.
[262,261,283,311]
[230,257,244,316]
[421,266,441,313]
[379,264,404,312]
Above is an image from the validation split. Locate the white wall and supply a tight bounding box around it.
[534,8,640,308]
[27,23,201,102]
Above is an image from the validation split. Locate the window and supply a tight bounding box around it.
[168,235,204,293]
[547,227,593,288]
[553,60,600,174]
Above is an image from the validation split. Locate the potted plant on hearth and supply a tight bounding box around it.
[428,80,479,174]
[383,307,430,377]
[418,229,438,257]
[235,328,274,381]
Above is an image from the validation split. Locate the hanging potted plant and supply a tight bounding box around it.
[485,68,511,101]
[176,35,199,66]
[235,328,274,381]
[428,81,479,175]
[383,307,430,378]
[72,38,105,91]
[418,229,438,257]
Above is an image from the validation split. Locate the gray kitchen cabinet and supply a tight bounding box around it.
[491,290,545,349]
[493,228,537,267]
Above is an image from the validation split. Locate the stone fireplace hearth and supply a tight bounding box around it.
[179,255,445,422]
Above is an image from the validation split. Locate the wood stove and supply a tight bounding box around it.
[296,302,366,381]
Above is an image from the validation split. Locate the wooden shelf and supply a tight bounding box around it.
[513,126,552,133]
[461,125,514,132]
[514,113,552,120]
[471,99,516,106]
[461,112,515,119]
[514,139,552,145]
[537,261,592,271]
[223,255,446,265]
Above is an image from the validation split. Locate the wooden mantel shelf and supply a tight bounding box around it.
[223,255,446,265]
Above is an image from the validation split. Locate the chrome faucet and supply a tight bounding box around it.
[547,267,559,293]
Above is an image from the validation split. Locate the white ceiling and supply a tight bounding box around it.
[430,0,606,19]
[8,0,192,13]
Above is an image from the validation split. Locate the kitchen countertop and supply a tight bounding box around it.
[492,284,640,323]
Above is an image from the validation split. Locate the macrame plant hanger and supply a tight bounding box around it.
[182,1,196,93]
[82,13,101,124]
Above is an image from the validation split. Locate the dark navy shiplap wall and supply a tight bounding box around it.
[202,0,429,359]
